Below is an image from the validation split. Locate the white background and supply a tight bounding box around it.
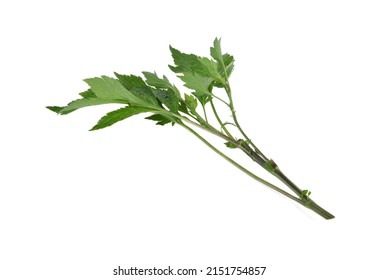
[1,0,377,279]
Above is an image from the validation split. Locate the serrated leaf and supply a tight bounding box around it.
[48,87,129,115]
[179,72,213,105]
[222,53,234,67]
[46,106,65,114]
[223,53,235,78]
[114,73,159,107]
[210,38,234,80]
[145,114,174,126]
[59,98,125,115]
[90,106,150,131]
[114,73,146,90]
[195,57,222,81]
[169,46,222,82]
[79,89,97,98]
[152,89,179,112]
[84,76,132,100]
[178,100,189,114]
[179,72,212,93]
[131,87,160,107]
[184,94,198,111]
[85,75,162,109]
[50,75,160,116]
[210,38,224,64]
[169,46,201,73]
[143,72,178,93]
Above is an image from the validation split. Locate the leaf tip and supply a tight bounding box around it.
[142,71,152,77]
[46,106,64,114]
[214,37,221,44]
[89,123,103,131]
[169,45,181,57]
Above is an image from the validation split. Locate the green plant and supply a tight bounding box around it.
[47,38,334,219]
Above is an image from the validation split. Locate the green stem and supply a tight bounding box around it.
[240,141,306,198]
[210,99,234,139]
[272,168,303,197]
[202,103,208,123]
[225,83,269,162]
[152,110,236,145]
[211,93,230,107]
[180,122,334,219]
[179,123,302,203]
[303,199,335,219]
[157,109,335,219]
